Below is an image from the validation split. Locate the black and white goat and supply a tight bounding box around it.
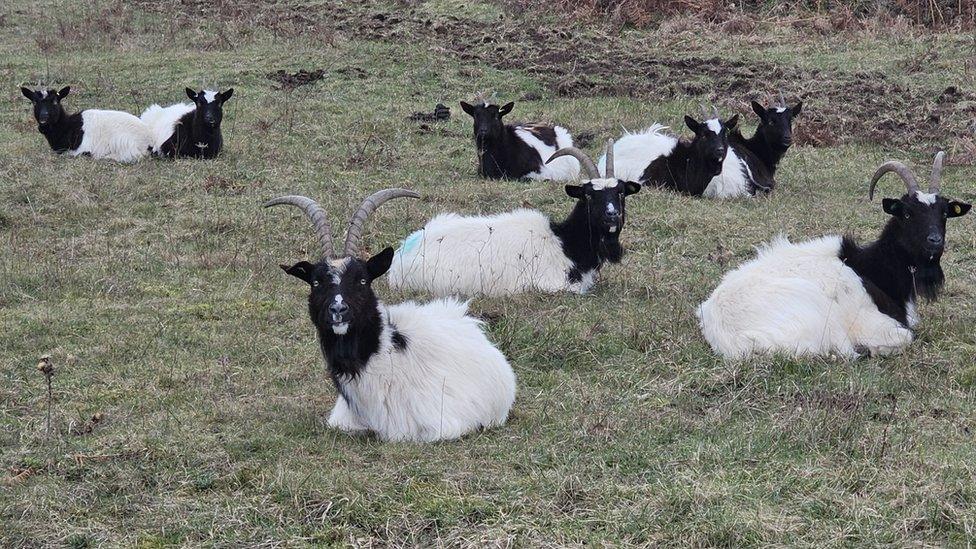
[459,99,580,181]
[732,93,802,178]
[388,141,641,296]
[20,86,152,163]
[267,190,516,442]
[598,107,772,198]
[698,152,971,359]
[140,88,233,159]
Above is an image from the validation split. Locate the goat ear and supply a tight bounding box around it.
[624,181,641,196]
[219,88,234,102]
[186,88,198,101]
[498,102,514,116]
[20,87,36,101]
[947,201,972,218]
[882,198,904,217]
[751,101,766,119]
[57,86,70,99]
[459,101,475,116]
[366,247,395,281]
[684,115,701,133]
[725,114,739,131]
[281,261,316,284]
[565,185,585,199]
[791,101,803,116]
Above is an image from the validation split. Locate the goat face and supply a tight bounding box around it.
[751,101,802,150]
[21,86,69,127]
[882,192,971,262]
[186,88,233,129]
[282,248,394,336]
[566,179,641,235]
[460,101,513,145]
[685,114,737,178]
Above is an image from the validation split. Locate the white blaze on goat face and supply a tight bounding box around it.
[705,119,722,134]
[203,90,218,103]
[915,191,938,205]
[588,178,618,190]
[775,107,787,113]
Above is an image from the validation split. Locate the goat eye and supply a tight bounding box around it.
[904,212,912,220]
[312,280,320,287]
[360,278,367,285]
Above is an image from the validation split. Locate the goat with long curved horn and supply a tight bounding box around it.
[868,161,920,201]
[343,188,421,257]
[264,195,335,258]
[929,151,945,194]
[547,147,600,180]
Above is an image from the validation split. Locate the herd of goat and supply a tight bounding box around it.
[20,86,972,442]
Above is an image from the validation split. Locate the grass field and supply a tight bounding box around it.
[3,0,976,546]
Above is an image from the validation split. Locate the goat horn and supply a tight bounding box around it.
[343,188,421,258]
[264,195,335,259]
[868,161,920,201]
[547,147,599,180]
[604,138,615,179]
[929,151,945,194]
[699,104,709,119]
[778,89,787,108]
[712,105,720,119]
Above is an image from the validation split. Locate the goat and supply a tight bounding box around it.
[459,99,580,181]
[388,141,641,296]
[598,107,753,198]
[267,190,516,442]
[732,92,802,178]
[697,152,971,359]
[140,88,233,159]
[20,86,152,163]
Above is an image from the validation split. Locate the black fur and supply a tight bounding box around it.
[552,181,641,283]
[460,101,559,179]
[640,115,737,196]
[156,88,233,159]
[282,248,397,402]
[839,192,971,326]
[20,87,85,154]
[731,142,776,194]
[732,101,802,177]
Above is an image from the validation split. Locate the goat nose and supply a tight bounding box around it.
[329,301,349,316]
[928,234,943,246]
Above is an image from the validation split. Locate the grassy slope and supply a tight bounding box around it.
[2,0,976,546]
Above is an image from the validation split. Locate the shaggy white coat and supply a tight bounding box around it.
[139,102,196,153]
[516,125,580,181]
[71,110,153,162]
[388,209,588,297]
[697,235,915,359]
[327,298,516,442]
[596,124,676,181]
[703,147,753,198]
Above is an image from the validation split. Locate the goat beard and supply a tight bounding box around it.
[598,233,624,264]
[913,262,945,302]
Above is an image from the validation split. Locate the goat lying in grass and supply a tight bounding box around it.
[140,88,233,159]
[460,99,580,181]
[388,141,640,296]
[20,86,152,163]
[267,190,516,442]
[599,107,773,198]
[698,152,971,359]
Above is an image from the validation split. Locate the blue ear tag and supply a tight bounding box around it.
[399,231,422,255]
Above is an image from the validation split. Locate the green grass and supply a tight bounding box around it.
[2,0,976,546]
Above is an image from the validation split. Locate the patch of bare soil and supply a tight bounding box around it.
[267,69,325,90]
[137,0,976,148]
